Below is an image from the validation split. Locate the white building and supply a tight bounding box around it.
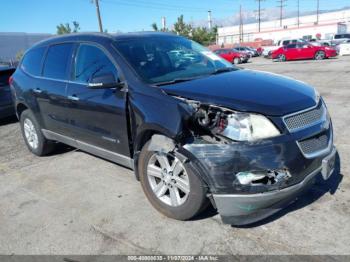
[218,9,350,45]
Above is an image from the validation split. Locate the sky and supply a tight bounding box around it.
[1,0,349,34]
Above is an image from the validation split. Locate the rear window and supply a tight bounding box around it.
[43,43,74,80]
[21,47,46,76]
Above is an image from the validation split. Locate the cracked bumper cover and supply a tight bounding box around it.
[183,126,335,225]
[213,150,334,225]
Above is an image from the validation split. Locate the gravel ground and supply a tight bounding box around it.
[0,56,349,255]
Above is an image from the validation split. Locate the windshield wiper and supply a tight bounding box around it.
[154,77,200,86]
[210,67,236,75]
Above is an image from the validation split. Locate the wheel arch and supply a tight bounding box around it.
[132,127,174,181]
[16,102,29,120]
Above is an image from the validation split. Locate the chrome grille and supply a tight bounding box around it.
[284,103,325,131]
[298,134,329,157]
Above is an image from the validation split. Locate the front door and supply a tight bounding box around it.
[66,43,130,156]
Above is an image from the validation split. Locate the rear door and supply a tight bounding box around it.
[66,43,130,156]
[36,43,75,135]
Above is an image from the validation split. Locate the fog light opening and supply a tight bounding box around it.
[236,169,291,186]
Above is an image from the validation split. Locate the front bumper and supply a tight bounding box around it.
[182,100,334,225]
[213,146,336,225]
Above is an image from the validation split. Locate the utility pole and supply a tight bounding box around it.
[161,16,166,31]
[297,0,300,27]
[277,0,287,27]
[255,0,265,32]
[208,10,213,30]
[316,0,320,24]
[239,4,243,43]
[255,0,263,32]
[92,0,103,32]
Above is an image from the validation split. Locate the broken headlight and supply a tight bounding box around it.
[219,112,280,142]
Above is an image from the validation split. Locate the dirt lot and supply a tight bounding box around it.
[0,56,349,255]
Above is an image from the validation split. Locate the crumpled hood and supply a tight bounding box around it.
[161,69,318,116]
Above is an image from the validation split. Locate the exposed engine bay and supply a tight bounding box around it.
[177,97,236,144]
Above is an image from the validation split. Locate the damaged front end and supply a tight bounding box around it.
[158,95,335,225]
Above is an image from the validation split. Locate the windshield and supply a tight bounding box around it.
[113,35,234,84]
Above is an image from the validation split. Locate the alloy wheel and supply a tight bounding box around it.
[315,51,325,60]
[278,54,286,62]
[147,152,190,207]
[23,118,39,149]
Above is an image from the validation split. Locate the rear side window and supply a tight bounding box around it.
[287,44,296,49]
[43,43,74,80]
[74,44,118,83]
[21,47,46,76]
[282,40,290,46]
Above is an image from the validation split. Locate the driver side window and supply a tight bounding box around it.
[74,44,118,83]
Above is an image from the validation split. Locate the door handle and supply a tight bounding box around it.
[33,88,42,94]
[68,95,79,101]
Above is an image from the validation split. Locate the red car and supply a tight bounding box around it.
[213,48,249,64]
[272,42,337,62]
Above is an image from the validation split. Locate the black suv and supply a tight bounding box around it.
[10,32,336,225]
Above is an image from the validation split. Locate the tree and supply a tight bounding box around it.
[16,50,24,61]
[56,21,80,35]
[151,15,218,46]
[151,22,159,31]
[173,15,192,37]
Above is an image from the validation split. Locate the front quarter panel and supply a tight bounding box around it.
[128,85,192,152]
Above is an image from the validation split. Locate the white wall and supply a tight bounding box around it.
[218,9,350,44]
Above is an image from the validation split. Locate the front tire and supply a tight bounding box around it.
[20,110,54,156]
[139,140,208,220]
[278,54,286,62]
[233,57,240,65]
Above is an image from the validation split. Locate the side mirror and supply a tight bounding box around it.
[88,73,124,89]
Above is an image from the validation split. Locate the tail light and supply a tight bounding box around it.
[8,76,13,86]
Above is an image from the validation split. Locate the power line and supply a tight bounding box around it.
[102,0,214,13]
[276,0,287,27]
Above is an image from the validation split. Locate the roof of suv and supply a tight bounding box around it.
[32,31,178,48]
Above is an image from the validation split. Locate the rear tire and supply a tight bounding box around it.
[20,110,54,156]
[139,140,208,221]
[314,51,325,60]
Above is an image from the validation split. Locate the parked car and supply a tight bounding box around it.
[262,39,306,58]
[332,33,350,44]
[213,48,249,64]
[0,67,16,118]
[272,42,337,61]
[234,46,259,57]
[339,40,350,56]
[10,32,336,225]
